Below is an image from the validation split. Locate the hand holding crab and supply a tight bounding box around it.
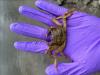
[10,1,100,75]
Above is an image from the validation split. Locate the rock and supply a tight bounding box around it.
[53,0,100,17]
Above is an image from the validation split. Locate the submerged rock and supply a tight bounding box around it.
[53,0,100,17]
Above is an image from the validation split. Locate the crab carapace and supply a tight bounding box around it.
[46,8,75,69]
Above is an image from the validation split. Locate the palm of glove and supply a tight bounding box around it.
[10,1,100,75]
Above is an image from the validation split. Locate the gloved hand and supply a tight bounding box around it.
[10,1,100,75]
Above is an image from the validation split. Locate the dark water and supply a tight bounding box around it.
[0,0,49,75]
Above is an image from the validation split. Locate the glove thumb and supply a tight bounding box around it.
[45,62,88,75]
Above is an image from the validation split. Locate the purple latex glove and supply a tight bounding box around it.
[10,1,100,75]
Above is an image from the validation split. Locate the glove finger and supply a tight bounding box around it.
[19,5,55,26]
[46,63,88,75]
[35,1,89,27]
[35,0,67,16]
[10,22,48,40]
[14,41,48,54]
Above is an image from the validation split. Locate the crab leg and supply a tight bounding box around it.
[54,42,66,69]
[47,45,58,56]
[54,55,58,70]
[52,18,62,26]
[52,8,75,27]
[63,8,75,29]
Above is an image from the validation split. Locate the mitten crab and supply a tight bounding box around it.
[46,8,75,68]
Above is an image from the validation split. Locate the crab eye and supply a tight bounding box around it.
[46,31,52,42]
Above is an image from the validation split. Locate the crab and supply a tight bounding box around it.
[46,8,75,68]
